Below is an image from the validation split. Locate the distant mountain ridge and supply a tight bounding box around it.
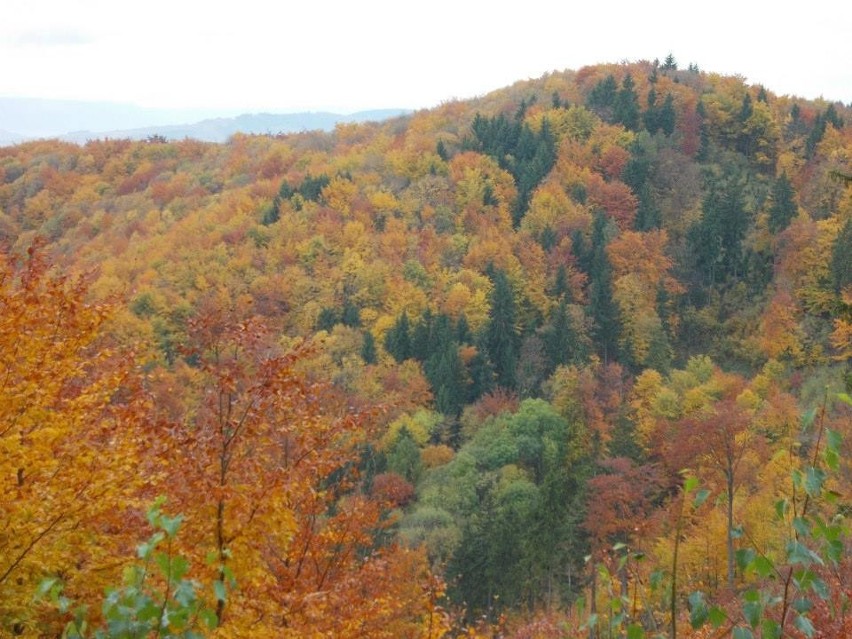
[0,97,409,144]
[59,110,410,143]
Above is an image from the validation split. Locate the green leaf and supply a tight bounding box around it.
[824,448,839,471]
[731,524,744,539]
[742,589,760,604]
[35,577,60,600]
[160,514,183,538]
[792,517,810,538]
[688,591,708,628]
[825,426,841,452]
[793,597,813,613]
[792,469,804,490]
[649,570,664,591]
[736,548,756,570]
[794,568,815,590]
[173,579,197,607]
[794,614,815,638]
[743,601,762,628]
[761,618,781,639]
[708,606,727,628]
[774,499,789,520]
[214,580,227,602]
[804,467,825,497]
[752,555,774,578]
[788,542,823,567]
[199,608,219,630]
[732,626,754,639]
[693,488,710,508]
[627,623,644,639]
[811,577,829,599]
[612,541,627,551]
[800,407,817,429]
[826,539,844,564]
[837,392,852,406]
[170,555,189,582]
[684,475,699,494]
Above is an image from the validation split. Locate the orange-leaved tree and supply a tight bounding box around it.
[158,305,447,637]
[0,247,146,636]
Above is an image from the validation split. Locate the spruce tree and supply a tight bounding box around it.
[644,88,661,134]
[485,269,520,389]
[768,172,797,233]
[659,93,676,136]
[384,312,411,362]
[689,170,749,285]
[361,331,377,364]
[614,74,640,131]
[543,299,583,370]
[588,213,621,362]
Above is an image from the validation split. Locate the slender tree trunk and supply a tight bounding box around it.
[589,567,597,639]
[671,494,686,639]
[726,468,734,589]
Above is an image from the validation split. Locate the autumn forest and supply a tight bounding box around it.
[1,58,850,638]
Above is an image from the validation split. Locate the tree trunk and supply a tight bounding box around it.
[726,468,735,589]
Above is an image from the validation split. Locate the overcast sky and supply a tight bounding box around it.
[3,0,851,113]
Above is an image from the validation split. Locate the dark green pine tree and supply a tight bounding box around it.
[688,170,749,285]
[736,93,755,156]
[424,313,455,379]
[467,338,495,403]
[411,309,434,363]
[549,264,572,302]
[455,314,472,345]
[431,342,466,417]
[543,299,584,370]
[614,74,641,131]
[316,307,338,331]
[587,74,618,119]
[588,213,621,362]
[659,93,676,136]
[361,330,377,364]
[644,87,661,134]
[485,269,520,389]
[436,139,449,161]
[384,311,412,362]
[768,172,798,233]
[623,142,660,231]
[340,299,361,327]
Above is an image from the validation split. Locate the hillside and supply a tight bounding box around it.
[1,60,850,638]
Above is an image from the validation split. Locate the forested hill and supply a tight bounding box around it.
[1,60,850,638]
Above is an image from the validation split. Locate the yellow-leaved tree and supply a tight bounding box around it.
[0,247,145,636]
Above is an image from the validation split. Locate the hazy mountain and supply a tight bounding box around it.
[0,97,242,139]
[0,97,409,143]
[59,109,410,143]
[0,129,26,146]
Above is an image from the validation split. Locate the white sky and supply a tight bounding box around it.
[2,0,851,112]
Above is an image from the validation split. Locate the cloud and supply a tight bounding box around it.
[10,29,96,47]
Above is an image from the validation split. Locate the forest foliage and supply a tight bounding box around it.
[1,57,850,637]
